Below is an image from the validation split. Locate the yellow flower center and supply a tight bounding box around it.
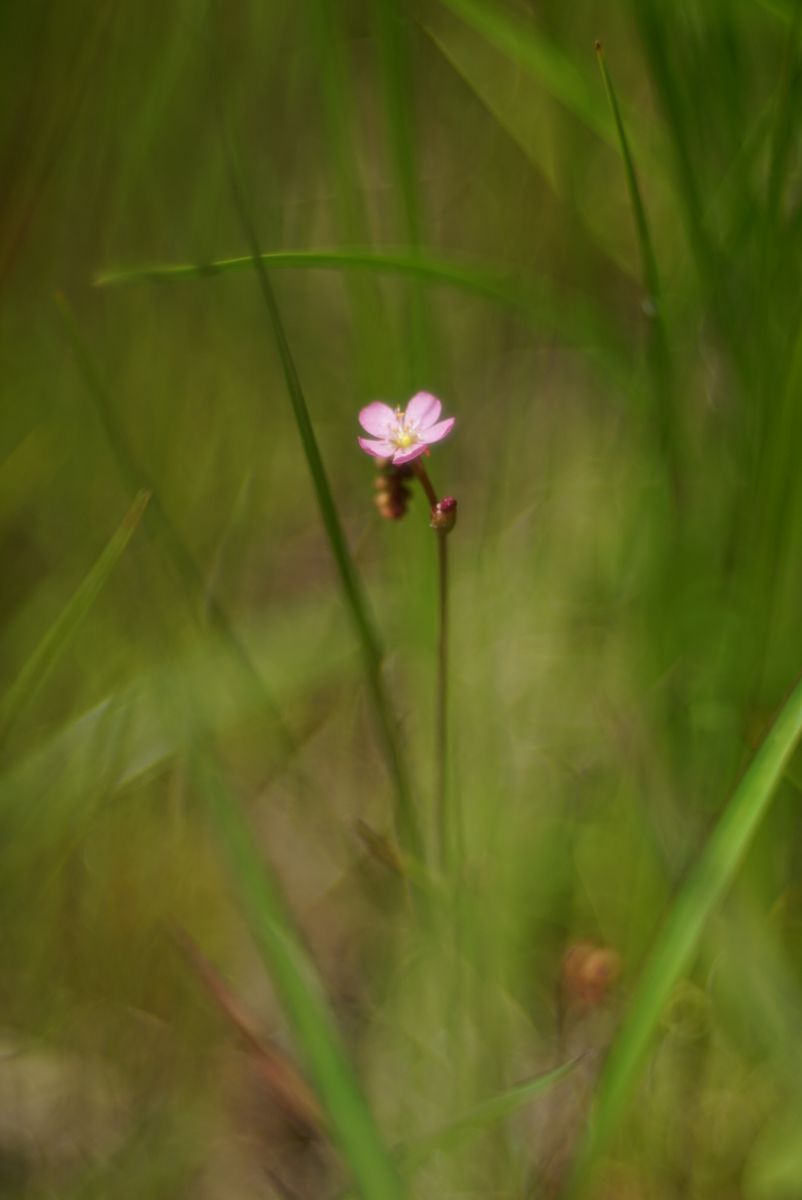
[392,409,417,449]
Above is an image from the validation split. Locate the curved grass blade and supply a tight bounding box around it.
[336,1058,580,1198]
[565,671,802,1198]
[95,248,624,368]
[398,1057,579,1172]
[197,749,406,1200]
[0,491,149,743]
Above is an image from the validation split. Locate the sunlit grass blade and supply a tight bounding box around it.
[438,0,616,147]
[196,749,406,1200]
[214,95,423,861]
[95,247,626,370]
[0,490,149,743]
[411,18,661,286]
[565,671,802,1198]
[54,295,295,755]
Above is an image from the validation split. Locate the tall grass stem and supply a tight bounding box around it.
[211,61,423,861]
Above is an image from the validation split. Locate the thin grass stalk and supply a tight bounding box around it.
[412,460,451,868]
[436,530,449,866]
[211,70,423,861]
[564,668,802,1198]
[55,296,295,756]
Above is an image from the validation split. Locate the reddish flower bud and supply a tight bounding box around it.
[430,495,457,533]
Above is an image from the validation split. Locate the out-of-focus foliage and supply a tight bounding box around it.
[4,1,802,1196]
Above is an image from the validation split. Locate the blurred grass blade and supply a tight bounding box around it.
[215,93,423,860]
[423,20,646,284]
[594,42,661,334]
[337,1058,580,1197]
[374,0,433,385]
[308,0,385,392]
[0,491,149,742]
[197,750,406,1200]
[627,1,712,283]
[399,1058,579,1171]
[95,248,625,368]
[55,296,295,754]
[566,672,802,1198]
[438,0,615,146]
[765,2,802,229]
[595,42,678,492]
[755,0,795,22]
[0,589,353,838]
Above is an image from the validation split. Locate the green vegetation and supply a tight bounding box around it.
[4,2,802,1197]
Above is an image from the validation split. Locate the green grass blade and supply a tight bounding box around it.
[565,671,802,1197]
[214,96,423,860]
[308,0,385,392]
[197,750,406,1200]
[594,42,678,493]
[398,1057,579,1171]
[438,0,615,147]
[374,0,432,385]
[755,0,795,22]
[594,43,661,324]
[0,491,149,742]
[627,1,713,284]
[95,247,624,368]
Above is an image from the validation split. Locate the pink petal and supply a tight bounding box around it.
[419,417,455,445]
[392,444,429,465]
[359,402,395,437]
[405,391,441,429]
[358,436,395,459]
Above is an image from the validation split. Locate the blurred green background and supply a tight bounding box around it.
[4,0,802,1196]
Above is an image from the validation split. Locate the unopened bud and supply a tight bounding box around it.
[373,462,413,521]
[430,496,457,533]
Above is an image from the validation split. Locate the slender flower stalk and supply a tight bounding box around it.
[420,475,458,870]
[358,394,457,869]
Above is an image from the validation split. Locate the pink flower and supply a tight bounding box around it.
[358,392,455,465]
